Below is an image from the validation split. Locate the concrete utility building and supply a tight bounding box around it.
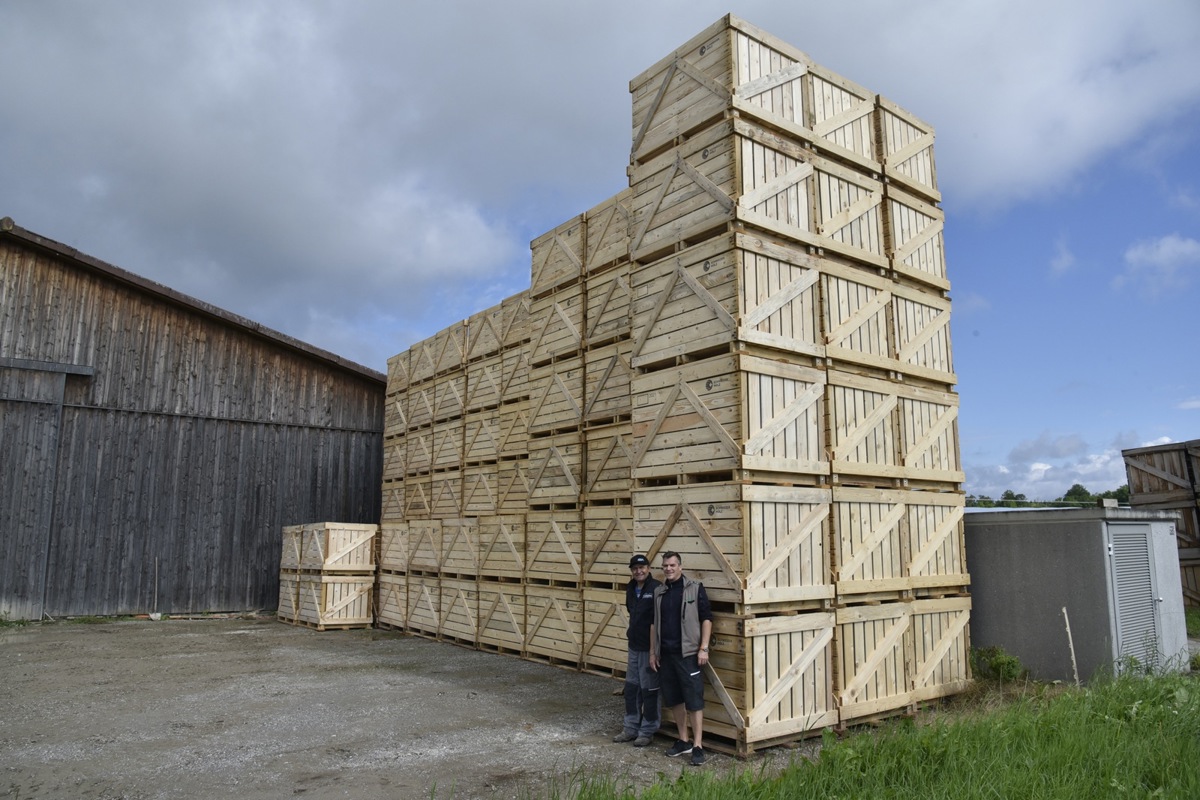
[0,218,385,620]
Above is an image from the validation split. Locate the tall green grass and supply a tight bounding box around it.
[557,673,1200,800]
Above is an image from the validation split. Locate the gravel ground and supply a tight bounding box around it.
[0,617,806,799]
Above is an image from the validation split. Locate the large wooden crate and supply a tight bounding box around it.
[441,576,479,645]
[877,96,939,204]
[377,572,408,629]
[405,474,432,519]
[583,504,637,586]
[630,232,823,370]
[379,522,409,573]
[407,382,435,432]
[441,518,480,577]
[478,579,525,653]
[834,601,911,720]
[410,322,466,384]
[280,525,304,570]
[831,487,967,601]
[704,610,839,749]
[582,586,629,675]
[528,357,584,436]
[583,340,634,425]
[525,584,583,663]
[465,354,505,413]
[296,574,374,629]
[383,434,406,482]
[526,509,584,584]
[531,214,584,296]
[584,421,637,502]
[430,419,463,472]
[885,186,948,292]
[463,410,501,465]
[633,482,833,607]
[500,344,531,404]
[497,403,529,461]
[406,574,440,638]
[462,463,499,516]
[384,391,407,437]
[431,371,466,424]
[1124,439,1200,606]
[585,189,632,274]
[386,351,410,395]
[407,519,442,573]
[528,432,584,506]
[629,14,878,173]
[501,292,532,351]
[496,458,530,516]
[584,260,634,347]
[909,597,971,704]
[529,283,585,367]
[628,117,885,268]
[297,523,377,572]
[465,302,505,363]
[827,371,963,486]
[479,515,526,580]
[429,469,463,519]
[631,352,828,482]
[381,479,405,524]
[277,570,301,621]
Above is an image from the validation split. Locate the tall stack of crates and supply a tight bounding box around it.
[375,15,970,754]
[278,522,376,630]
[1123,439,1200,607]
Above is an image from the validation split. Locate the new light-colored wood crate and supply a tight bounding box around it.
[431,371,466,424]
[584,189,632,274]
[479,515,526,580]
[379,522,409,572]
[584,340,634,425]
[525,584,584,663]
[584,421,637,502]
[409,321,466,385]
[465,302,505,363]
[528,432,584,507]
[406,427,434,476]
[441,576,479,645]
[526,509,584,584]
[583,504,637,586]
[909,596,971,704]
[501,291,532,350]
[496,458,531,515]
[584,260,634,347]
[277,570,301,621]
[877,96,939,204]
[384,391,407,437]
[531,214,584,296]
[821,258,894,376]
[633,482,834,608]
[630,232,824,371]
[407,382,435,431]
[298,523,377,572]
[631,352,829,482]
[280,525,304,570]
[462,463,499,516]
[464,409,501,465]
[528,358,584,436]
[429,469,463,519]
[478,578,525,653]
[377,572,408,629]
[441,518,480,577]
[296,574,374,629]
[830,487,967,601]
[381,479,405,524]
[407,573,440,638]
[629,14,879,174]
[884,186,948,293]
[383,434,407,482]
[581,586,629,675]
[890,282,955,388]
[500,344,531,404]
[386,351,410,395]
[430,418,463,472]
[465,354,505,413]
[407,519,442,573]
[827,371,963,487]
[703,610,838,750]
[628,117,885,268]
[529,283,585,367]
[497,403,530,461]
[405,474,432,519]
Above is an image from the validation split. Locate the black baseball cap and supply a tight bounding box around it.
[628,554,650,568]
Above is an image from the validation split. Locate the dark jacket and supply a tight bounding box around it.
[625,576,660,652]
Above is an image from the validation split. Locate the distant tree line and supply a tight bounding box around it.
[966,483,1131,509]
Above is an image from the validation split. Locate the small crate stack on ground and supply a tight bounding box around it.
[374,14,970,754]
[1124,439,1200,606]
[277,522,376,630]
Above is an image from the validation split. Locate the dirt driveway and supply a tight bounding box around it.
[1,617,805,799]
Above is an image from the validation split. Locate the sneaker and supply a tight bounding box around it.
[665,739,693,757]
[632,736,653,747]
[612,731,637,743]
[690,746,706,766]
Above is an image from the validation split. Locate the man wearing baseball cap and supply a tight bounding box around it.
[612,554,661,746]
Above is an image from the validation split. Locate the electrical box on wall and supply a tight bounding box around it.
[964,507,1188,683]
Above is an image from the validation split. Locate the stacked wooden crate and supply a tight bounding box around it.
[277,522,376,629]
[376,14,970,753]
[1124,439,1200,606]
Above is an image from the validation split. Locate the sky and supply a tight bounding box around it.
[2,1,1198,501]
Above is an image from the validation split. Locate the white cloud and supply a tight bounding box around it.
[1050,237,1076,275]
[1179,398,1200,411]
[1113,234,1200,295]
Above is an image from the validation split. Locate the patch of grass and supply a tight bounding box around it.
[1186,607,1199,638]
[0,613,32,628]
[970,645,1026,683]
[66,615,111,624]
[541,673,1200,800]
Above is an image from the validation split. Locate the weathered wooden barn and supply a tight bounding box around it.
[0,217,385,620]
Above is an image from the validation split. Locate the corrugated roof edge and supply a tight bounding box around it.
[0,216,385,385]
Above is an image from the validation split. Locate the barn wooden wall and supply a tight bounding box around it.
[0,224,384,619]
